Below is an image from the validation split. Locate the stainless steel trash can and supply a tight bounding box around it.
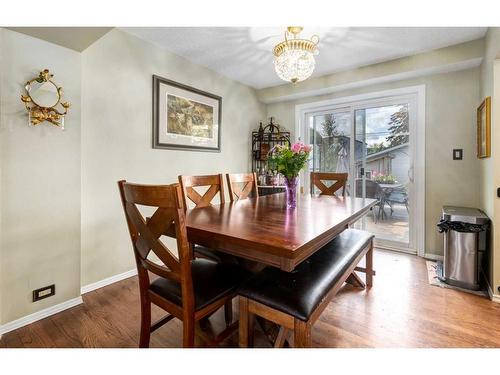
[437,206,489,290]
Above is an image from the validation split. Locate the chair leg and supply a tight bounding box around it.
[372,207,377,224]
[224,300,233,326]
[183,315,195,348]
[366,242,374,287]
[139,300,151,348]
[294,319,312,348]
[239,297,254,348]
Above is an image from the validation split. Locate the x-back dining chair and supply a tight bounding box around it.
[118,180,247,347]
[178,174,225,208]
[177,174,226,262]
[310,172,348,197]
[178,173,236,324]
[226,172,259,201]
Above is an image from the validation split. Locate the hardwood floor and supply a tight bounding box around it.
[2,249,500,348]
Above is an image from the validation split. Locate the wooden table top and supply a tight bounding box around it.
[186,193,376,271]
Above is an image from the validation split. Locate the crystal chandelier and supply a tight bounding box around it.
[273,27,319,84]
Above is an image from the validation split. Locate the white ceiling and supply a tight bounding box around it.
[121,27,487,89]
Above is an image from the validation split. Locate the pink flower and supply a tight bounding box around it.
[291,143,302,153]
[302,144,312,153]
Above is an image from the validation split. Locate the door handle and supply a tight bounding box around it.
[408,165,414,183]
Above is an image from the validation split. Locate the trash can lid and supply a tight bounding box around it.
[442,206,490,224]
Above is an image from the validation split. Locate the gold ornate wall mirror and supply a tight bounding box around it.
[21,69,70,128]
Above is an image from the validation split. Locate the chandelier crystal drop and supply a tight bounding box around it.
[273,27,319,84]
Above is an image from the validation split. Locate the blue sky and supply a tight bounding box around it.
[361,105,406,147]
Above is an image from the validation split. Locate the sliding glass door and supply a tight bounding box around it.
[303,91,419,254]
[354,102,413,251]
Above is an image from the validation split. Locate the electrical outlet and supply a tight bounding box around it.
[33,284,55,302]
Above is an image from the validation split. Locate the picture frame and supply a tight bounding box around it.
[152,75,222,152]
[477,96,491,159]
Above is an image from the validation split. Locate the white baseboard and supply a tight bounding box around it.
[485,278,500,303]
[423,253,444,262]
[0,269,138,339]
[0,296,83,336]
[81,268,137,295]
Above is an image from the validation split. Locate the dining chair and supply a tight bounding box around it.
[178,174,227,262]
[178,173,237,324]
[226,172,259,201]
[178,174,225,208]
[118,180,248,347]
[310,172,348,197]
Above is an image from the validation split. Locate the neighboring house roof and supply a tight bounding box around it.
[365,143,409,161]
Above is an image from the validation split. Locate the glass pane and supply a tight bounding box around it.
[308,111,351,195]
[355,104,410,247]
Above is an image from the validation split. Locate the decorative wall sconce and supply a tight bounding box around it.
[21,69,70,128]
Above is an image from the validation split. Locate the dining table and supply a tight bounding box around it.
[185,192,377,272]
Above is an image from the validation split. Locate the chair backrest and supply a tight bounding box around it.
[118,180,194,306]
[226,172,259,202]
[178,174,225,209]
[310,172,348,197]
[355,179,383,199]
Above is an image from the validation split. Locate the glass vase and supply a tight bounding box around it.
[284,176,299,209]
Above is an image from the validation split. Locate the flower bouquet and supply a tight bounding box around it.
[267,142,312,208]
[372,172,397,184]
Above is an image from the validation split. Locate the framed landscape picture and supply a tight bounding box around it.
[153,75,221,152]
[477,96,491,158]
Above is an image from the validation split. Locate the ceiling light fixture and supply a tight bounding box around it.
[273,26,319,84]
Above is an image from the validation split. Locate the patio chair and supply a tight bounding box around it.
[355,179,385,223]
[384,185,409,214]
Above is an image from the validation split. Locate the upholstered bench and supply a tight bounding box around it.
[238,228,375,348]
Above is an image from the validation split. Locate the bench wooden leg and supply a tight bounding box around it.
[366,242,374,287]
[239,297,254,348]
[294,319,312,348]
[346,272,366,289]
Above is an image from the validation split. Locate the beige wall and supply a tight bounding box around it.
[0,29,4,325]
[0,27,265,326]
[265,68,481,257]
[80,29,266,286]
[0,29,82,323]
[479,28,500,295]
[259,39,484,104]
[479,29,499,219]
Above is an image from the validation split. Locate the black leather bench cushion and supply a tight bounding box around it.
[238,229,374,321]
[150,259,251,311]
[193,245,239,264]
